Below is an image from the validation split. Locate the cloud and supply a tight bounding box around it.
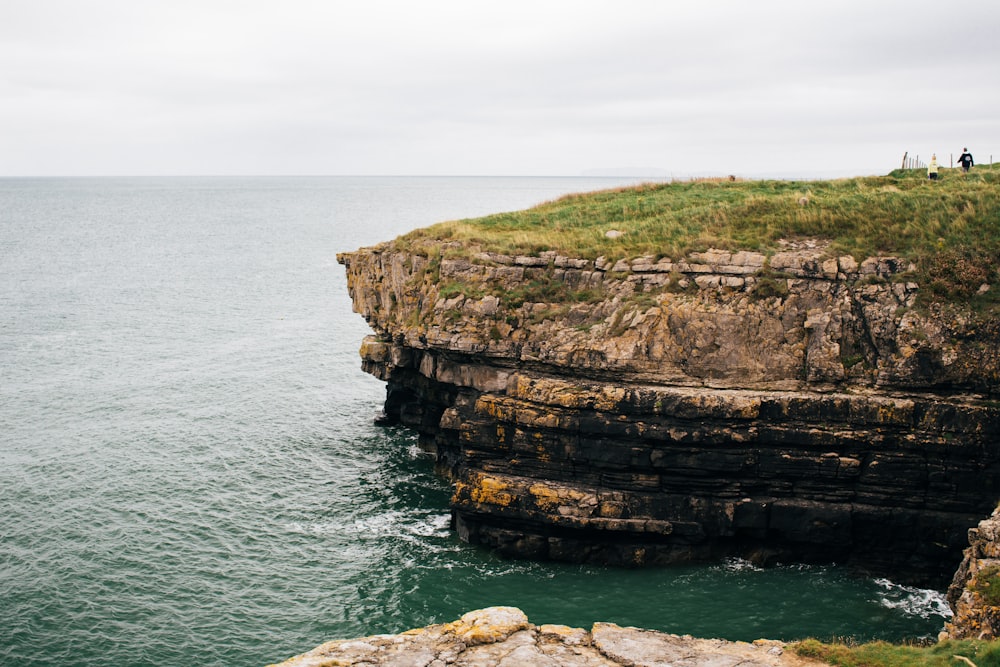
[1,0,998,176]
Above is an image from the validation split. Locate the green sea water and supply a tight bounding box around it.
[0,176,952,667]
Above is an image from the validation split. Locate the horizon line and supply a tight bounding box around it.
[0,169,883,180]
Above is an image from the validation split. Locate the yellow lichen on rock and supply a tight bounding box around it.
[443,606,530,646]
[528,482,598,518]
[528,482,562,511]
[467,474,515,508]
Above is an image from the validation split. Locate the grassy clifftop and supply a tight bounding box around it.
[396,167,1000,311]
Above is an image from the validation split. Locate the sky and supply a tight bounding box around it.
[1,0,998,178]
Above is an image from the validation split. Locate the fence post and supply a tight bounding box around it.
[901,152,908,170]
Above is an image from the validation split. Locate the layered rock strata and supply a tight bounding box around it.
[339,241,1000,586]
[268,606,822,667]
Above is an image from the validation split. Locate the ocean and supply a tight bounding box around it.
[0,176,952,666]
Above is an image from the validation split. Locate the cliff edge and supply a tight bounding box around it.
[339,237,999,586]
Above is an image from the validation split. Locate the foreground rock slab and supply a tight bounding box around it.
[268,606,826,667]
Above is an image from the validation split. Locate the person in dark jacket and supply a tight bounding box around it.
[958,148,974,173]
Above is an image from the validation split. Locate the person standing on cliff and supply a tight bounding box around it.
[928,154,940,180]
[958,148,974,173]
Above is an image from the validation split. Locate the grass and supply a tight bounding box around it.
[970,566,1000,606]
[392,167,1000,312]
[793,637,1000,666]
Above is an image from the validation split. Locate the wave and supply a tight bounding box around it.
[873,578,952,619]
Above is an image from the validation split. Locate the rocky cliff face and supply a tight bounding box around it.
[338,239,1000,586]
[945,506,1000,639]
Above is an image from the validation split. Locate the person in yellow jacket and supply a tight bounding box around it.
[928,154,939,180]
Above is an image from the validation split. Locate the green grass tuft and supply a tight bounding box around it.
[970,566,1000,606]
[392,168,1000,312]
[794,637,1000,666]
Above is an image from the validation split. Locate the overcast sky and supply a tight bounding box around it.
[2,0,998,178]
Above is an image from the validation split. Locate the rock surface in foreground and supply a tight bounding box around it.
[267,606,825,667]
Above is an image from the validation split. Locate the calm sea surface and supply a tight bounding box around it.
[0,176,952,666]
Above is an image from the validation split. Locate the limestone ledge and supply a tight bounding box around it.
[268,606,823,667]
[468,244,906,281]
[339,243,999,393]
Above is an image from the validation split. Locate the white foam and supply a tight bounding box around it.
[285,510,452,541]
[718,557,763,572]
[873,578,952,619]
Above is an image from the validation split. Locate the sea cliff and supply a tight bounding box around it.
[338,234,1000,587]
[946,505,1000,639]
